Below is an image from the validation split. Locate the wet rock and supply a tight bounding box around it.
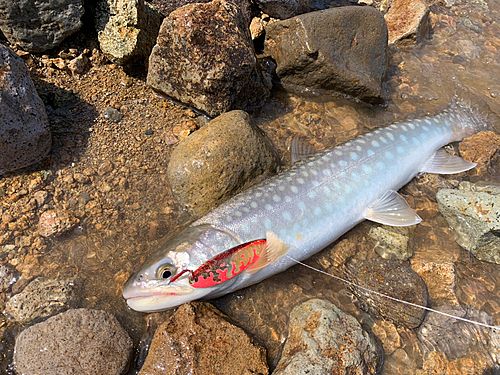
[0,0,83,53]
[167,110,279,217]
[147,0,270,117]
[345,257,428,328]
[436,182,500,264]
[0,264,18,292]
[96,0,163,64]
[265,6,388,103]
[371,319,401,355]
[14,308,132,375]
[384,0,431,45]
[139,302,268,375]
[37,209,79,237]
[104,107,124,123]
[5,277,77,323]
[0,43,51,174]
[459,130,500,176]
[368,224,413,260]
[273,299,381,375]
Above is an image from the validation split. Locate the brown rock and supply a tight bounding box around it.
[37,209,79,237]
[147,0,270,116]
[167,110,279,217]
[265,6,388,103]
[385,0,431,45]
[139,302,268,375]
[459,130,500,176]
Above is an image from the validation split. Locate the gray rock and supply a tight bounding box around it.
[369,224,413,260]
[345,257,428,328]
[167,110,279,217]
[256,0,349,19]
[96,0,163,65]
[0,0,83,53]
[274,299,381,375]
[436,182,500,264]
[0,264,18,292]
[103,107,123,123]
[14,308,133,375]
[384,0,431,45]
[0,43,51,174]
[147,0,270,117]
[265,6,388,103]
[5,277,77,323]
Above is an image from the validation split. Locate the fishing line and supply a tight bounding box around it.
[285,255,499,331]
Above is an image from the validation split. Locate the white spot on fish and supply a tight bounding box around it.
[255,192,262,198]
[282,211,292,221]
[385,150,394,159]
[291,186,298,194]
[371,140,380,147]
[297,178,305,184]
[335,150,343,156]
[408,123,415,129]
[400,134,408,142]
[367,149,375,156]
[308,190,318,199]
[387,133,394,141]
[302,171,309,177]
[234,211,242,217]
[310,169,318,176]
[278,185,285,191]
[401,125,407,131]
[350,152,359,160]
[265,204,272,210]
[356,145,362,151]
[339,160,348,167]
[362,165,372,173]
[284,195,292,203]
[250,202,258,208]
[273,195,281,203]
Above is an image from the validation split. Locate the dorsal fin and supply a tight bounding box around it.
[364,190,422,227]
[247,231,288,273]
[291,136,316,164]
[420,149,476,174]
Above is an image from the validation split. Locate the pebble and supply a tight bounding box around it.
[103,107,124,123]
[37,209,79,238]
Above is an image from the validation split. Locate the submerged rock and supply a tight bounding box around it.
[273,299,381,374]
[0,0,83,53]
[167,110,279,217]
[14,308,132,375]
[436,182,500,264]
[384,0,431,45]
[0,43,51,174]
[346,257,428,328]
[37,209,79,238]
[96,0,163,64]
[147,0,270,117]
[5,277,77,323]
[368,224,413,260]
[139,302,268,375]
[459,130,500,176]
[265,6,388,103]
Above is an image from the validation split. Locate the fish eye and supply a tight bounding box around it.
[156,264,176,280]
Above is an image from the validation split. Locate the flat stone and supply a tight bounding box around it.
[385,0,431,45]
[5,277,77,323]
[265,6,388,103]
[96,0,163,64]
[14,308,132,375]
[0,0,83,53]
[139,302,268,375]
[273,299,381,374]
[436,182,500,264]
[147,0,270,117]
[0,43,51,174]
[167,110,279,217]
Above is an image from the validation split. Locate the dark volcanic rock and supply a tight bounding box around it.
[139,302,268,375]
[0,0,83,53]
[274,299,381,374]
[0,43,51,174]
[96,0,163,64]
[167,110,279,217]
[265,6,388,103]
[14,308,133,375]
[147,0,270,117]
[346,257,428,328]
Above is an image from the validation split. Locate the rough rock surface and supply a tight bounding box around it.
[147,0,270,117]
[0,264,18,292]
[96,0,163,64]
[139,302,268,375]
[384,0,431,45]
[148,0,251,20]
[167,110,279,217]
[459,130,500,176]
[346,257,428,328]
[265,6,388,103]
[368,224,413,260]
[0,0,84,53]
[0,43,51,174]
[436,182,500,264]
[37,209,80,237]
[14,308,133,375]
[5,277,77,323]
[255,0,347,19]
[273,299,381,375]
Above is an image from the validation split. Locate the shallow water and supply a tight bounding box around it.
[1,0,499,373]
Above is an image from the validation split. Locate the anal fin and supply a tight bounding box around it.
[247,231,288,273]
[291,136,316,164]
[364,190,422,227]
[421,149,476,174]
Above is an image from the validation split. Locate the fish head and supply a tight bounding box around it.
[123,224,238,312]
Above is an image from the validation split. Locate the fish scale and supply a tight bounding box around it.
[123,99,490,311]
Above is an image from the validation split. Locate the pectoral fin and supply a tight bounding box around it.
[291,136,316,164]
[364,190,422,227]
[247,231,288,273]
[420,149,476,174]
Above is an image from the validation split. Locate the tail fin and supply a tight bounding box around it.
[448,95,495,140]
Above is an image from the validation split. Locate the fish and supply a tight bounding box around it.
[123,98,491,312]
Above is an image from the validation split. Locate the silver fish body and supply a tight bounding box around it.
[123,100,489,311]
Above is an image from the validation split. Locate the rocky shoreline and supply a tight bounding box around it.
[1,0,499,374]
